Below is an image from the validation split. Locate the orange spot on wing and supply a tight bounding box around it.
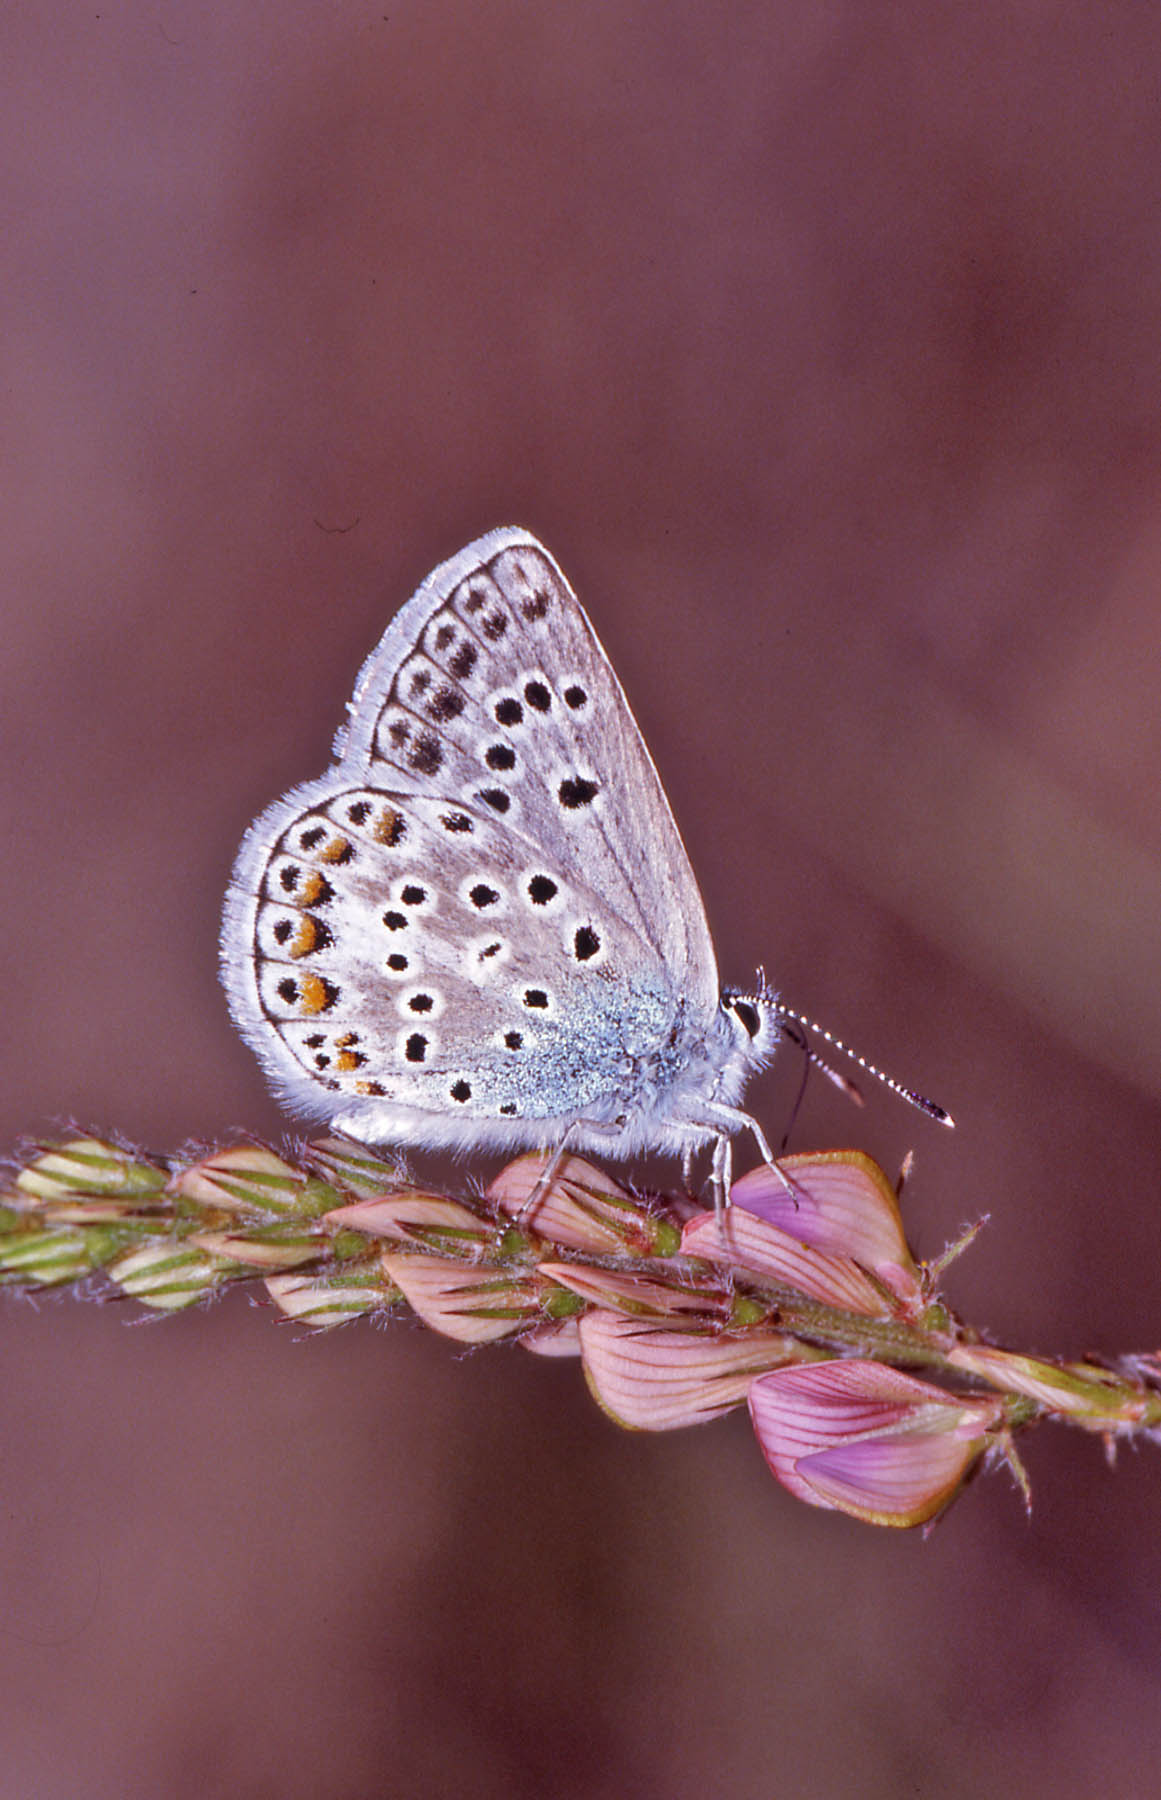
[299,974,338,1014]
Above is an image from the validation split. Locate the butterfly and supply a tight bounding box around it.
[221,528,947,1203]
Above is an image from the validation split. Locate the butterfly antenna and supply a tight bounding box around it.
[771,1001,954,1128]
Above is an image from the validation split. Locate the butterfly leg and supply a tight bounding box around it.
[514,1119,628,1225]
[515,1134,577,1225]
[709,1131,733,1221]
[688,1102,799,1207]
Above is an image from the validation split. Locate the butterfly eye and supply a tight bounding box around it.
[728,998,762,1039]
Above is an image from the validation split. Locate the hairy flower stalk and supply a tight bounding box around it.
[3,1137,1160,1527]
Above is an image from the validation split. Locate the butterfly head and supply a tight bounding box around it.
[718,974,780,1072]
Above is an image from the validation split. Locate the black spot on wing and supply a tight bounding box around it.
[558,777,599,810]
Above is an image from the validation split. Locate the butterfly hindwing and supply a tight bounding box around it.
[236,777,684,1132]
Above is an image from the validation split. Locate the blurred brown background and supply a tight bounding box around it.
[4,4,1161,1795]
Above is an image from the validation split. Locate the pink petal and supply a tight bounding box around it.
[731,1152,921,1307]
[792,1434,981,1524]
[580,1311,799,1430]
[520,1319,583,1358]
[749,1361,1003,1525]
[682,1209,890,1316]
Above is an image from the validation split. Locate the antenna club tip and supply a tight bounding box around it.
[773,996,953,1130]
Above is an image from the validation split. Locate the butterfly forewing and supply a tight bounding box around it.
[339,532,717,988]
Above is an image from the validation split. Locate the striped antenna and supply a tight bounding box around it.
[771,1001,954,1129]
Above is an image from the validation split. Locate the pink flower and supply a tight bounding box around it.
[729,1152,923,1313]
[684,1204,892,1316]
[681,1152,928,1320]
[749,1360,1004,1526]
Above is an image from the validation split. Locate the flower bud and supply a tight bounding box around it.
[15,1138,166,1202]
[580,1312,804,1431]
[304,1136,408,1199]
[107,1242,227,1311]
[380,1251,541,1343]
[186,1227,322,1271]
[487,1154,679,1255]
[948,1345,1149,1429]
[537,1259,730,1322]
[171,1145,305,1216]
[0,1228,95,1286]
[327,1191,492,1252]
[264,1264,389,1327]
